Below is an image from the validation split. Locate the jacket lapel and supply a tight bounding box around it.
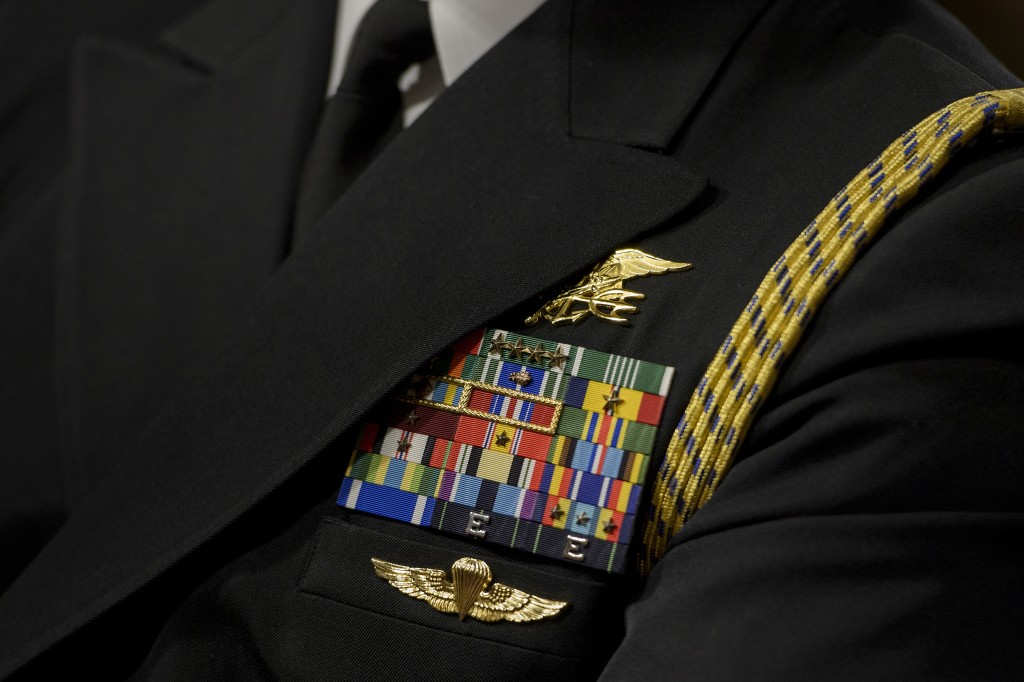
[0,0,772,673]
[570,0,775,148]
[55,0,339,500]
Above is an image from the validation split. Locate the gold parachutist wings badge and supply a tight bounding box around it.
[525,248,692,326]
[371,557,567,623]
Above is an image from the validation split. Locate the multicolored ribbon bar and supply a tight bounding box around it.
[339,479,629,573]
[338,328,675,572]
[355,419,650,485]
[348,450,641,516]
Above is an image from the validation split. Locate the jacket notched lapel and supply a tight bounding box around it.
[0,0,777,673]
[55,0,338,500]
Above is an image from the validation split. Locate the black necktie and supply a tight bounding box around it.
[292,0,435,246]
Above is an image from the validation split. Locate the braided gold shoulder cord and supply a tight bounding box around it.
[640,88,1024,574]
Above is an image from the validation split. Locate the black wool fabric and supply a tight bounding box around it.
[1,0,1023,679]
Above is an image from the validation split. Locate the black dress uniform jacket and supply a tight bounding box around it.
[1,0,1023,678]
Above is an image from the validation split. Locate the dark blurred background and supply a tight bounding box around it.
[943,0,1024,77]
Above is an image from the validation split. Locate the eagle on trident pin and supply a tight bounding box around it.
[525,248,692,326]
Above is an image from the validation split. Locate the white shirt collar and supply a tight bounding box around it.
[326,0,545,97]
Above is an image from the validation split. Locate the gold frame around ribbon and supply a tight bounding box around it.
[395,376,563,435]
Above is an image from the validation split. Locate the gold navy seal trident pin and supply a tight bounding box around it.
[372,557,567,623]
[526,248,691,326]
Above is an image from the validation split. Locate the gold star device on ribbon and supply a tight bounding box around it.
[525,248,691,326]
[371,557,567,623]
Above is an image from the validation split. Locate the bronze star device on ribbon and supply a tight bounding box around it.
[337,328,675,573]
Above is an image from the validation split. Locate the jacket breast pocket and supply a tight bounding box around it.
[297,512,625,681]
